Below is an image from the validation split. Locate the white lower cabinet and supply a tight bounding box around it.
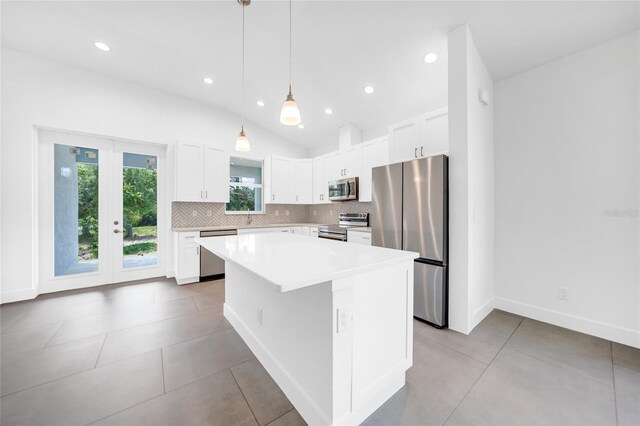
[309,226,319,238]
[175,232,200,285]
[238,227,293,235]
[347,230,372,246]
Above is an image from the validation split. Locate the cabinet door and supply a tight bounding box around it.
[378,137,390,166]
[389,118,420,163]
[312,157,324,204]
[203,146,229,202]
[294,159,313,204]
[322,156,333,204]
[331,151,346,179]
[419,109,449,157]
[270,156,294,204]
[176,142,203,201]
[345,146,362,178]
[359,141,379,202]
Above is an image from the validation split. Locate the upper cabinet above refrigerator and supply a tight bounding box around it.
[389,107,448,163]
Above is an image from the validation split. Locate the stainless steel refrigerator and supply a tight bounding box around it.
[371,155,448,328]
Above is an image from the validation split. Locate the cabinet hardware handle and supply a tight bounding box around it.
[196,247,199,255]
[296,195,299,201]
[421,147,424,157]
[205,190,208,198]
[414,148,418,158]
[272,194,275,201]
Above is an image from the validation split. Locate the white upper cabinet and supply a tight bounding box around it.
[389,118,420,163]
[345,145,362,179]
[313,155,331,204]
[270,156,312,205]
[270,156,295,204]
[389,107,448,163]
[378,137,390,166]
[294,159,313,204]
[175,142,228,202]
[358,140,379,202]
[331,151,346,180]
[203,145,229,202]
[418,108,449,157]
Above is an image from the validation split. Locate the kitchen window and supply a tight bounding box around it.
[226,156,264,214]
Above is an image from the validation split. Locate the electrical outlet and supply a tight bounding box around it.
[192,210,198,217]
[275,210,280,216]
[313,210,317,216]
[558,287,570,301]
[257,309,263,325]
[285,210,290,216]
[207,210,212,217]
[336,307,352,334]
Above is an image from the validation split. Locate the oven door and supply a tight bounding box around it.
[328,178,357,201]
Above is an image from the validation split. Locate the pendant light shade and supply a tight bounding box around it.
[235,0,251,151]
[280,0,301,126]
[235,128,250,152]
[280,86,301,126]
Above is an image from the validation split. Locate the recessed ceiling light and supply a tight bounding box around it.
[364,86,375,94]
[298,124,304,129]
[203,77,214,85]
[256,100,265,107]
[324,108,333,115]
[424,53,438,64]
[94,41,110,52]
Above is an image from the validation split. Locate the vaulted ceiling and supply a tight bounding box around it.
[2,1,638,148]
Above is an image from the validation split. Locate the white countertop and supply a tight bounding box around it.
[173,223,323,232]
[196,233,418,292]
[347,227,372,233]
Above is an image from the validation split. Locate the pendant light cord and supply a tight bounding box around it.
[289,0,292,93]
[242,2,246,130]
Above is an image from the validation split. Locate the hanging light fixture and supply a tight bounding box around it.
[235,0,251,152]
[279,0,301,126]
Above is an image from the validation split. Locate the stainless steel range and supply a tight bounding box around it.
[318,213,369,242]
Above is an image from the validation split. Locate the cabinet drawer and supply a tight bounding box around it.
[348,232,372,245]
[178,232,199,244]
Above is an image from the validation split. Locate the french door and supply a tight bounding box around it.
[38,129,166,293]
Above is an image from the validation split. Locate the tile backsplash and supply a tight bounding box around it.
[172,201,373,229]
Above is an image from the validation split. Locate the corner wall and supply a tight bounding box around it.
[447,25,495,334]
[494,31,640,347]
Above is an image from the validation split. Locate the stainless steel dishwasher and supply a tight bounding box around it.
[200,229,237,280]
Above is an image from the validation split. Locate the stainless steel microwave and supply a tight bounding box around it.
[328,177,358,201]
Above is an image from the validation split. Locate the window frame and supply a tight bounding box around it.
[225,156,265,215]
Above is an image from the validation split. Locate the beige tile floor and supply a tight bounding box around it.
[0,278,638,426]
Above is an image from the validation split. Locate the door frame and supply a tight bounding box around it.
[34,126,168,295]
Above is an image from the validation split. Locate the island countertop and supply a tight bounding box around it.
[196,233,418,292]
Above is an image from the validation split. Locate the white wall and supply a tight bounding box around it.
[448,25,495,334]
[494,31,640,347]
[0,48,308,302]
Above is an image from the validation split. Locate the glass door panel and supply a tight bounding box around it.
[54,144,100,276]
[121,152,158,269]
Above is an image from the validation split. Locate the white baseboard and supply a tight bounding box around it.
[1,288,38,304]
[165,269,175,278]
[470,297,495,331]
[495,297,640,349]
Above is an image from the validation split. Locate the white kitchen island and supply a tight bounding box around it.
[196,233,418,426]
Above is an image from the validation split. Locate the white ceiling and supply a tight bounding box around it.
[2,1,638,149]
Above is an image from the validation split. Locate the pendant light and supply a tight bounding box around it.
[235,0,251,152]
[279,0,301,126]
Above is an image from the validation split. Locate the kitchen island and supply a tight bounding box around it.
[196,233,418,426]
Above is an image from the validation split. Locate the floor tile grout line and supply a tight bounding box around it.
[82,315,232,368]
[265,408,296,426]
[160,348,167,394]
[42,321,66,349]
[610,341,619,426]
[415,330,490,366]
[230,366,261,426]
[93,333,108,368]
[507,346,616,389]
[2,286,224,336]
[440,318,523,426]
[85,357,255,426]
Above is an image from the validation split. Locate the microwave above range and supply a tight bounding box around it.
[328,177,358,201]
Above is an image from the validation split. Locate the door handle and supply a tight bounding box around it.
[113,229,122,234]
[414,148,418,158]
[421,147,424,157]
